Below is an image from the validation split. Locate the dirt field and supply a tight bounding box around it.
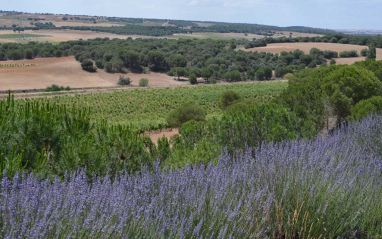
[174,31,323,40]
[0,57,188,91]
[0,14,124,28]
[143,129,180,144]
[243,42,382,62]
[0,29,159,43]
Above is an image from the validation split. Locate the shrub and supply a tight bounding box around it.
[189,73,197,85]
[330,59,336,65]
[361,48,368,57]
[218,90,241,110]
[81,59,97,72]
[139,78,149,87]
[166,105,206,128]
[210,78,217,84]
[339,50,358,58]
[118,76,131,86]
[283,73,294,79]
[350,96,382,121]
[45,84,71,92]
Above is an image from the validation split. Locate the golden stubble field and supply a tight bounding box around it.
[0,30,159,43]
[242,42,382,64]
[0,57,189,91]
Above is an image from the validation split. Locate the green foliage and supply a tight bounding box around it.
[218,90,241,110]
[210,78,217,84]
[166,105,207,128]
[360,48,368,57]
[322,65,381,119]
[118,76,131,86]
[353,60,382,81]
[179,120,205,148]
[208,103,314,152]
[223,70,241,82]
[350,96,382,120]
[223,100,259,116]
[189,73,197,85]
[330,59,336,65]
[157,136,171,162]
[45,84,71,92]
[81,59,97,72]
[30,82,286,131]
[0,94,154,177]
[339,50,358,58]
[367,43,377,60]
[139,78,149,87]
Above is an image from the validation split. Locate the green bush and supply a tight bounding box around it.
[208,103,315,152]
[118,76,131,86]
[189,73,197,85]
[166,105,206,128]
[350,96,382,121]
[322,65,382,119]
[339,50,358,58]
[218,90,241,110]
[45,84,71,92]
[353,60,382,81]
[139,78,149,87]
[210,78,217,84]
[81,59,97,72]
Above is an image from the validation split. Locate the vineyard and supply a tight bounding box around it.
[0,34,49,39]
[21,82,286,130]
[0,63,35,67]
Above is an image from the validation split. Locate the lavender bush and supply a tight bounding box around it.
[1,115,382,238]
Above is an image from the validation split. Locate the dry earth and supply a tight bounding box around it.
[0,57,189,91]
[0,14,124,28]
[143,129,180,144]
[0,30,159,43]
[174,31,323,40]
[242,42,382,64]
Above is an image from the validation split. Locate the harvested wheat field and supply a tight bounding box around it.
[243,42,382,63]
[0,30,158,43]
[0,57,188,91]
[174,31,323,41]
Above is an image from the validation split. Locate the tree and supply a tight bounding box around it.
[170,54,187,67]
[81,59,97,72]
[366,44,377,60]
[118,76,131,86]
[189,73,197,85]
[147,50,166,71]
[263,67,273,80]
[201,68,213,82]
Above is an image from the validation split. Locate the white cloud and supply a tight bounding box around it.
[189,0,199,6]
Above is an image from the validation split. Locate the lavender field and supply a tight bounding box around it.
[1,114,382,238]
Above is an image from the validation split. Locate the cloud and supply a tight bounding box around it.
[189,0,199,6]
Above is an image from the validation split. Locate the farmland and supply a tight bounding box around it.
[0,57,190,91]
[22,81,286,130]
[2,7,382,238]
[243,42,382,63]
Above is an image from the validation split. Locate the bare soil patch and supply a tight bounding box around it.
[174,31,323,40]
[243,42,382,63]
[0,14,124,28]
[0,57,189,91]
[0,30,158,43]
[143,129,179,144]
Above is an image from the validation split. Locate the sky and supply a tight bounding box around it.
[2,0,382,30]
